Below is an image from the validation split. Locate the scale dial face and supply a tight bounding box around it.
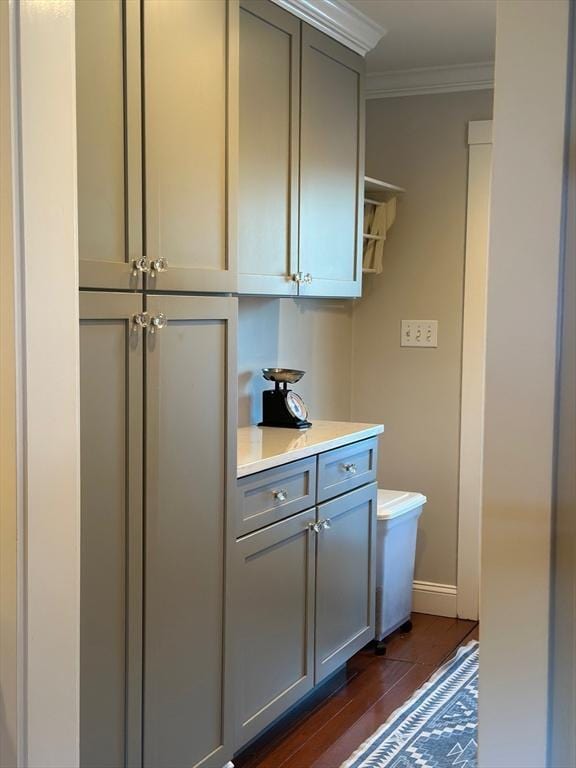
[286,391,309,422]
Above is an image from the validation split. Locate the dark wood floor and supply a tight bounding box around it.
[234,613,479,768]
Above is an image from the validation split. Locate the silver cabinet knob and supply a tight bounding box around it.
[272,489,288,502]
[133,311,150,329]
[308,519,330,533]
[149,257,168,276]
[308,521,322,534]
[292,272,313,285]
[149,313,168,334]
[342,462,357,474]
[132,257,149,275]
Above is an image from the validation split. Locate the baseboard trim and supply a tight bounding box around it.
[412,580,458,618]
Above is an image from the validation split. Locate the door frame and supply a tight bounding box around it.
[456,120,492,621]
[6,1,82,765]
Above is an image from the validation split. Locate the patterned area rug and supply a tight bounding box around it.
[340,641,478,768]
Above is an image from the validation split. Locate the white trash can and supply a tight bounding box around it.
[375,489,426,654]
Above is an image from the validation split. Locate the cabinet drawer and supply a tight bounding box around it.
[317,438,377,503]
[237,457,317,536]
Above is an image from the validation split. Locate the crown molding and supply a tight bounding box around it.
[270,0,386,56]
[366,62,495,99]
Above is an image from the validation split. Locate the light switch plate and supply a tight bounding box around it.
[401,320,438,347]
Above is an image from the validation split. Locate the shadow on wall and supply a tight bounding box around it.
[238,298,281,425]
[238,297,354,427]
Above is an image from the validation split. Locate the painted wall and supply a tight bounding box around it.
[479,1,569,765]
[351,90,493,587]
[238,298,354,427]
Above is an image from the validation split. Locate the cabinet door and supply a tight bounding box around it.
[76,1,143,290]
[234,508,316,748]
[144,0,238,293]
[79,293,143,768]
[298,25,364,298]
[143,296,237,768]
[238,0,299,295]
[315,483,376,683]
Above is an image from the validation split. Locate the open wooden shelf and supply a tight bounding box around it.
[362,177,404,276]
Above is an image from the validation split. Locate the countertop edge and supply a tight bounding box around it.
[237,424,384,478]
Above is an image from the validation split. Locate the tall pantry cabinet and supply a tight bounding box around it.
[76,1,237,766]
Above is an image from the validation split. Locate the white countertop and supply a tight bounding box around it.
[237,420,384,478]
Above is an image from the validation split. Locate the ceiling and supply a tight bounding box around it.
[348,0,496,73]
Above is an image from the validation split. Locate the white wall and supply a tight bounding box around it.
[238,298,354,427]
[352,90,493,589]
[479,1,569,765]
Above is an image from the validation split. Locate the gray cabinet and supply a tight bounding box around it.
[79,293,143,767]
[236,456,316,536]
[80,293,237,768]
[76,0,143,291]
[76,0,237,293]
[234,508,316,747]
[317,438,378,503]
[233,444,377,751]
[298,25,364,298]
[237,8,364,298]
[144,0,238,293]
[143,295,237,768]
[77,0,363,297]
[315,483,377,682]
[238,0,299,296]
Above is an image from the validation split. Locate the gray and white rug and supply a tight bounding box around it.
[341,641,479,768]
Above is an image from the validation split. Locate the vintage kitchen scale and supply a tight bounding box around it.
[258,368,312,429]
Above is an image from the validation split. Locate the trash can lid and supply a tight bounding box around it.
[377,489,427,520]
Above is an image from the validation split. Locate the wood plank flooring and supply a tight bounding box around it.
[234,613,478,768]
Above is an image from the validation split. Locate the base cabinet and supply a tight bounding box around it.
[80,293,237,768]
[234,457,377,753]
[234,509,316,747]
[315,484,377,682]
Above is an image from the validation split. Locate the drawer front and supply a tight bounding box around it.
[237,457,317,536]
[317,438,377,503]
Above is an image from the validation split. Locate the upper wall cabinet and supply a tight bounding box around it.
[143,0,238,293]
[76,0,143,291]
[238,0,300,296]
[238,10,364,298]
[298,26,364,298]
[77,0,362,297]
[77,0,238,293]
